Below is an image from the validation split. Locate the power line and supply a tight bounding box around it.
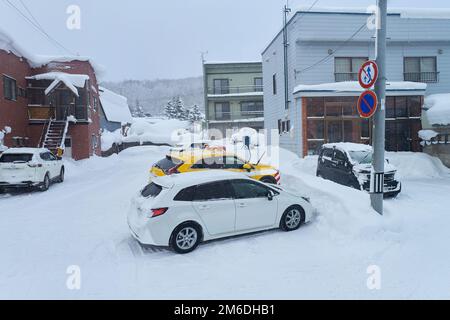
[19,0,44,30]
[296,0,320,20]
[3,0,75,55]
[297,22,367,74]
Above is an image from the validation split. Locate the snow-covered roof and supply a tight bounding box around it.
[294,81,427,96]
[424,93,450,126]
[99,87,132,124]
[26,72,89,97]
[0,28,104,77]
[295,7,450,20]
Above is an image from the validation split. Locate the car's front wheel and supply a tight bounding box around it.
[40,173,50,192]
[280,206,305,232]
[170,223,202,254]
[58,167,65,183]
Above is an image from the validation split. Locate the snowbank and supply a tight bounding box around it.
[231,127,266,147]
[124,118,190,146]
[424,93,450,126]
[386,152,450,179]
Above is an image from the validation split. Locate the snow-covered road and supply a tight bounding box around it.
[0,146,450,299]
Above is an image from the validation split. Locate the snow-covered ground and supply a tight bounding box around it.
[0,146,450,299]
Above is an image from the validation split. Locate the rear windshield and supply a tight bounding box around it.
[141,183,163,198]
[155,156,182,171]
[0,154,33,163]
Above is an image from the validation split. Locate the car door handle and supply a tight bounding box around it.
[198,205,210,210]
[238,203,248,208]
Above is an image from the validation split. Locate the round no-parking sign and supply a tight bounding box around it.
[357,90,378,118]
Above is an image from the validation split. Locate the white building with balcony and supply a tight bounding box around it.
[203,61,264,137]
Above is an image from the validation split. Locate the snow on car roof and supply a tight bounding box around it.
[323,143,372,153]
[2,148,50,155]
[153,171,250,189]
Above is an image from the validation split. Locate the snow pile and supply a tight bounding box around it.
[99,87,132,124]
[386,152,450,179]
[418,130,439,141]
[124,118,190,145]
[424,94,450,126]
[0,126,12,152]
[27,72,89,97]
[294,81,427,94]
[101,129,124,152]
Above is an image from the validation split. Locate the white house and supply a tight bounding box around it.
[262,7,450,157]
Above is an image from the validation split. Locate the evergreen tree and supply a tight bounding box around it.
[187,105,204,123]
[164,98,177,119]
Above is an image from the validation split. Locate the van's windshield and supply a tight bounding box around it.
[348,151,373,164]
[0,154,33,163]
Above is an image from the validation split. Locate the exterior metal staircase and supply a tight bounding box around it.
[41,119,69,156]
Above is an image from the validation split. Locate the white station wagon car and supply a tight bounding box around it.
[128,171,313,254]
[0,148,65,192]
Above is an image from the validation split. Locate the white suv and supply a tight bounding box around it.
[128,171,313,254]
[0,148,65,192]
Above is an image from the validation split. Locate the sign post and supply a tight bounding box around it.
[371,0,387,215]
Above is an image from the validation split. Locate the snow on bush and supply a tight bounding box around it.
[124,118,190,145]
[418,130,439,141]
[0,126,12,152]
[101,129,123,152]
[424,93,450,126]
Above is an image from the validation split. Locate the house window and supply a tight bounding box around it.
[334,57,368,82]
[254,78,263,92]
[279,119,291,135]
[214,102,231,120]
[240,101,263,118]
[272,74,277,95]
[213,79,230,94]
[404,57,438,83]
[93,96,98,112]
[3,75,17,101]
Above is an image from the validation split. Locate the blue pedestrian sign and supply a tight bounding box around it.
[357,90,378,119]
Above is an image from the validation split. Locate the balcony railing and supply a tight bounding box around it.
[28,105,88,121]
[208,85,264,95]
[210,110,264,122]
[404,72,439,83]
[334,72,358,82]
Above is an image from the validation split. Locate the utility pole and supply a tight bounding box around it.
[371,0,387,215]
[283,4,291,110]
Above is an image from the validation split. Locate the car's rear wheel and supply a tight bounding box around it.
[58,167,65,183]
[40,173,50,192]
[170,223,202,254]
[280,206,305,232]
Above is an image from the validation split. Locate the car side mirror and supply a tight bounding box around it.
[243,163,253,171]
[267,190,274,201]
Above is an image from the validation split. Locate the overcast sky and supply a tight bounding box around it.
[0,0,449,81]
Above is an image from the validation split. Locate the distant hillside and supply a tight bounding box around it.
[101,77,204,116]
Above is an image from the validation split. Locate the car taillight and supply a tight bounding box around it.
[165,163,183,175]
[28,163,43,168]
[151,208,168,218]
